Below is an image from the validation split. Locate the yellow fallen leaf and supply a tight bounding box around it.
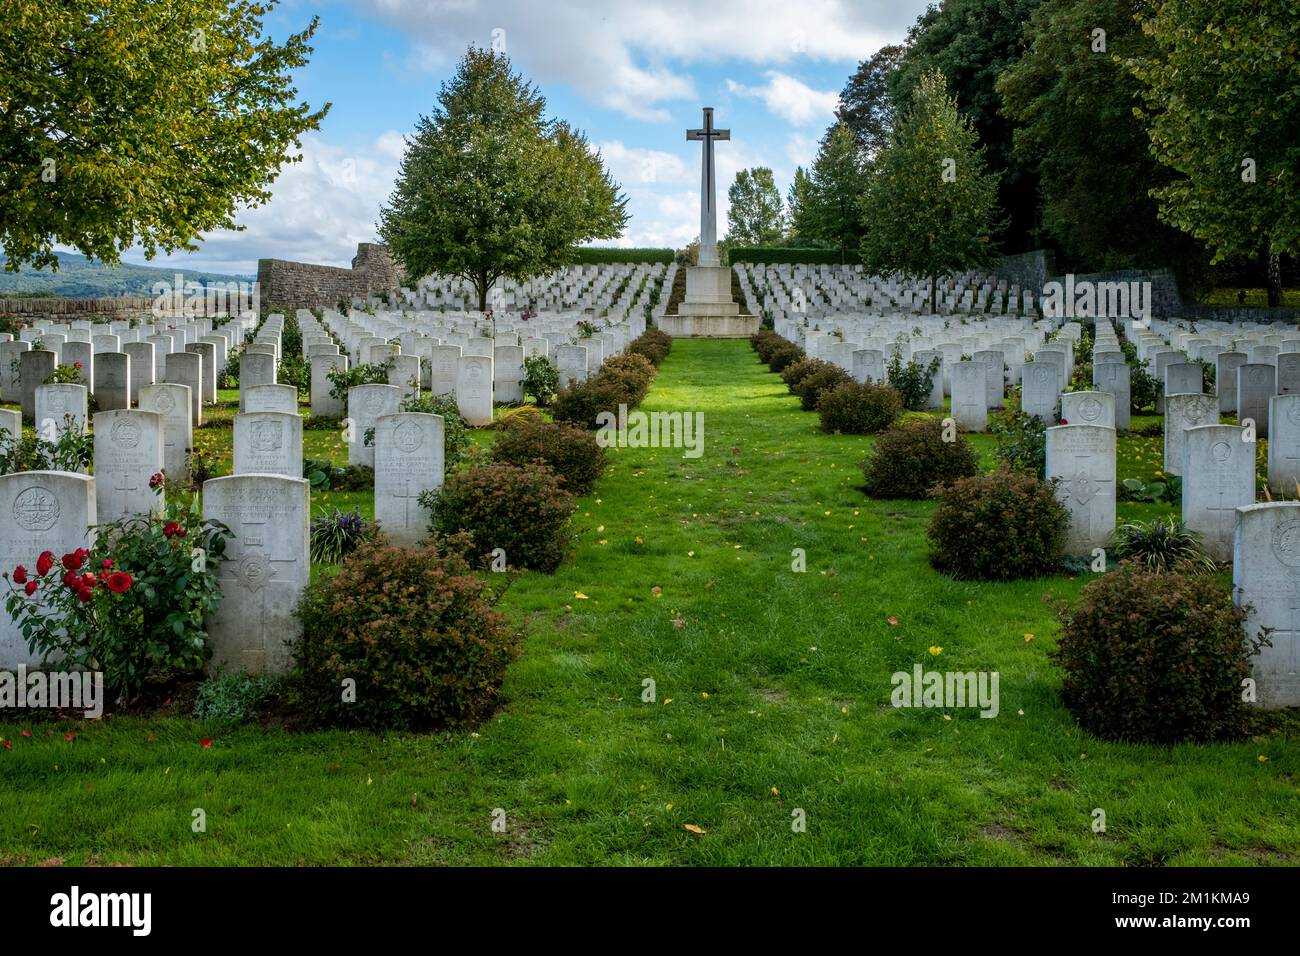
[597,525,604,532]
[841,706,848,715]
[574,591,589,600]
[770,787,779,796]
[929,646,943,656]
[1258,755,1269,762]
[888,615,899,626]
[634,536,644,544]
[651,586,662,597]
[1024,633,1034,642]
[684,824,706,834]
[663,698,672,705]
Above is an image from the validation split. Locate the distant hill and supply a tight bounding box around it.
[0,252,252,299]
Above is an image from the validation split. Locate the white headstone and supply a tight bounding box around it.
[347,384,401,467]
[1233,502,1300,707]
[456,354,493,427]
[1163,393,1217,475]
[233,411,303,478]
[1182,424,1253,562]
[92,409,164,520]
[139,383,192,483]
[374,413,445,547]
[1046,424,1116,554]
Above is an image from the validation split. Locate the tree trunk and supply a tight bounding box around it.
[478,271,488,313]
[930,274,937,314]
[1265,235,1283,308]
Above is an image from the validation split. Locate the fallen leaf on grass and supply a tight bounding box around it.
[684,824,706,834]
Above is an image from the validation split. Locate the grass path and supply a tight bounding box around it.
[1,339,1297,865]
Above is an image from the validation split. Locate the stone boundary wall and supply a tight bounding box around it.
[256,242,404,312]
[993,249,1055,293]
[0,295,164,325]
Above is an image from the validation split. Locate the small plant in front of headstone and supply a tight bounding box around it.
[425,460,575,572]
[1108,518,1216,575]
[927,471,1069,580]
[1055,562,1264,743]
[194,671,282,724]
[1,496,232,704]
[0,416,92,475]
[817,381,902,435]
[490,415,607,496]
[293,535,519,731]
[43,361,82,385]
[990,408,1047,475]
[521,355,559,406]
[885,349,941,411]
[326,361,393,402]
[309,507,373,564]
[861,419,980,500]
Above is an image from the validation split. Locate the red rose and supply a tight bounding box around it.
[36,552,55,576]
[101,559,113,570]
[73,361,82,369]
[76,588,92,603]
[162,521,179,538]
[62,572,77,589]
[23,580,37,596]
[106,572,133,594]
[80,573,96,589]
[12,566,27,584]
[62,552,83,571]
[148,472,165,490]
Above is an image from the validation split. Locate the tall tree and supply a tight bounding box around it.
[785,166,818,242]
[379,47,628,311]
[807,123,869,262]
[889,0,1045,252]
[0,0,329,272]
[997,0,1206,278]
[1132,0,1299,306]
[860,70,1002,312]
[725,166,785,246]
[836,44,906,158]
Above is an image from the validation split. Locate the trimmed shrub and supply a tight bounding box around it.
[927,472,1069,580]
[729,246,858,265]
[1109,518,1218,575]
[599,352,657,405]
[294,539,518,731]
[790,360,853,411]
[817,381,903,434]
[750,329,783,363]
[781,356,829,391]
[570,246,674,264]
[1055,563,1259,742]
[490,415,607,496]
[429,461,575,572]
[552,376,634,429]
[767,342,804,373]
[862,420,980,499]
[627,329,672,367]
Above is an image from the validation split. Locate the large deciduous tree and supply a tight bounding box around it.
[806,123,869,262]
[725,166,784,246]
[997,0,1204,278]
[1132,0,1300,306]
[379,48,628,312]
[0,0,329,272]
[785,166,817,242]
[836,44,906,159]
[860,70,1002,312]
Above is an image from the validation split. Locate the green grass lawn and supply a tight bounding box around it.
[1,340,1297,866]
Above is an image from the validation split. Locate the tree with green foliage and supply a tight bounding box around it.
[379,47,628,312]
[806,123,869,262]
[725,167,784,246]
[836,44,906,158]
[860,70,1002,312]
[785,166,818,242]
[1131,0,1299,306]
[889,0,1045,252]
[0,0,328,272]
[997,0,1205,277]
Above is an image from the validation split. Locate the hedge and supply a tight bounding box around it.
[570,247,675,264]
[728,246,861,266]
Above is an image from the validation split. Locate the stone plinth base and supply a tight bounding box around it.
[684,266,736,308]
[660,312,760,338]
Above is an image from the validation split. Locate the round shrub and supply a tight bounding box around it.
[294,539,518,731]
[767,342,804,373]
[1055,563,1256,742]
[817,381,903,434]
[430,461,575,572]
[627,329,672,367]
[750,329,781,362]
[862,420,980,499]
[599,352,657,405]
[551,377,632,429]
[781,356,825,390]
[791,361,853,411]
[927,471,1069,580]
[490,415,607,496]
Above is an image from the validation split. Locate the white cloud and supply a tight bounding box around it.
[726,72,839,126]
[598,140,690,187]
[354,0,910,120]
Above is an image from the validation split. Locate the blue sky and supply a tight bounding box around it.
[125,0,931,276]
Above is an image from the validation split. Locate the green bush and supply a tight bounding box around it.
[599,352,657,406]
[309,507,374,564]
[194,672,281,724]
[552,376,635,429]
[522,355,559,406]
[750,329,783,363]
[294,538,518,731]
[569,247,674,264]
[627,329,672,367]
[780,356,826,391]
[862,420,980,500]
[427,461,575,572]
[790,360,853,411]
[490,415,607,496]
[1109,518,1217,575]
[1055,563,1260,742]
[398,394,472,470]
[927,472,1069,580]
[817,381,903,434]
[886,350,941,412]
[729,246,859,265]
[991,409,1048,475]
[767,342,804,373]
